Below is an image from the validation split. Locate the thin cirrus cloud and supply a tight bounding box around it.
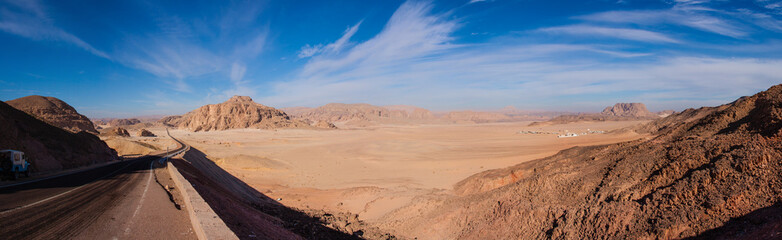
[535,25,680,43]
[0,0,268,97]
[112,1,269,96]
[577,6,749,38]
[262,0,781,110]
[0,0,109,59]
[298,21,362,58]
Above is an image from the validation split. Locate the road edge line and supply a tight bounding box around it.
[168,158,238,240]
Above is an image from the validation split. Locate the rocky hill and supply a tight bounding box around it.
[160,96,309,132]
[284,103,434,126]
[442,110,512,123]
[602,103,656,117]
[138,129,156,137]
[285,103,558,126]
[530,102,663,126]
[6,95,98,134]
[100,127,130,137]
[108,118,141,126]
[0,100,117,172]
[383,85,782,239]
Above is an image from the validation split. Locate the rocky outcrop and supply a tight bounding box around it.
[161,96,309,132]
[101,127,130,137]
[291,103,398,123]
[6,95,98,134]
[138,129,156,137]
[0,100,117,172]
[530,102,660,126]
[316,121,338,129]
[601,103,656,117]
[442,111,512,123]
[389,84,782,239]
[656,110,676,117]
[286,103,562,126]
[109,118,141,126]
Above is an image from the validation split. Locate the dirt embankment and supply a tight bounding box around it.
[379,84,782,239]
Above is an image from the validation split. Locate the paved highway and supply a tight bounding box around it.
[0,147,195,239]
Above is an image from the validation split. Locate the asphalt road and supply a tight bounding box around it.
[0,152,196,239]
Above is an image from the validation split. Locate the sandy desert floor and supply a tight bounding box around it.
[102,136,177,157]
[141,121,650,226]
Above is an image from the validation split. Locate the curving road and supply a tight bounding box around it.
[0,144,195,239]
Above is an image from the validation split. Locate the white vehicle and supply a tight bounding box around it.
[0,150,31,180]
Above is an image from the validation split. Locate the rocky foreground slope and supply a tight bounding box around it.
[6,95,98,134]
[382,85,782,239]
[0,100,117,172]
[161,96,310,132]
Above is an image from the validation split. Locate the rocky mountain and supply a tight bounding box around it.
[601,103,656,117]
[284,103,435,126]
[442,110,512,123]
[285,103,559,126]
[530,102,661,126]
[0,100,117,172]
[383,105,436,120]
[6,95,98,134]
[384,85,782,239]
[160,96,309,132]
[109,118,141,126]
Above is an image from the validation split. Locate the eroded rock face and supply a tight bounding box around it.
[388,84,782,239]
[161,96,309,132]
[6,95,98,134]
[0,100,117,172]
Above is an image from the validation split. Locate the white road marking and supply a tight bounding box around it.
[0,161,135,215]
[124,159,155,235]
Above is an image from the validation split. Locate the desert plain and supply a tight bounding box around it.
[129,120,649,226]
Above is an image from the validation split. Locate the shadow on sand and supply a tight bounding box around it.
[171,147,378,239]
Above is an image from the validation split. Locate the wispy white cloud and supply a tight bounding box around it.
[579,7,749,38]
[112,1,269,93]
[0,0,109,58]
[230,62,247,83]
[536,25,680,43]
[262,1,781,111]
[298,1,458,78]
[299,21,362,58]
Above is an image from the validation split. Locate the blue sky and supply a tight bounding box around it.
[0,0,780,118]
